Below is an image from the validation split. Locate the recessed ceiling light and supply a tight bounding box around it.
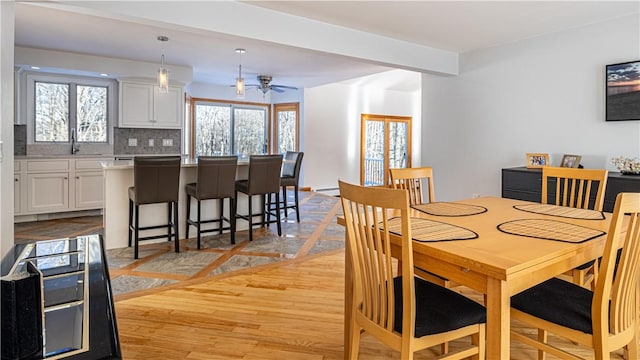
[30,66,40,70]
[100,73,109,77]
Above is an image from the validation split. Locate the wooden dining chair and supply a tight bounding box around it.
[338,180,486,360]
[511,192,640,360]
[390,166,452,290]
[542,166,608,289]
[389,166,435,205]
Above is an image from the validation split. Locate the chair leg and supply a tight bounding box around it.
[167,202,172,242]
[294,185,300,222]
[173,201,180,253]
[261,195,266,228]
[230,197,236,245]
[134,204,140,259]
[219,198,224,234]
[185,194,191,241]
[282,185,289,218]
[538,329,547,360]
[275,192,282,236]
[128,199,133,247]
[248,195,253,242]
[196,199,202,250]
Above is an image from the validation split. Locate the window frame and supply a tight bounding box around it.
[25,71,116,147]
[189,98,271,158]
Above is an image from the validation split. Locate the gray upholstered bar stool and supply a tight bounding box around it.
[280,151,304,222]
[235,154,283,242]
[128,156,181,259]
[185,156,238,248]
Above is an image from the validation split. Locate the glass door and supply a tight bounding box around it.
[360,114,411,186]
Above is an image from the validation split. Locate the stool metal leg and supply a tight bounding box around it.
[248,195,253,242]
[185,194,191,241]
[128,198,133,247]
[230,197,236,245]
[294,185,300,222]
[134,204,140,259]
[196,199,202,249]
[173,201,180,253]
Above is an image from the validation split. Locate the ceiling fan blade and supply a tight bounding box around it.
[271,84,298,90]
[270,87,285,93]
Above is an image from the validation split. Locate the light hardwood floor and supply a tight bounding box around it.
[115,249,628,359]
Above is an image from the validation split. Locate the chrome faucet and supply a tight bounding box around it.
[71,128,80,154]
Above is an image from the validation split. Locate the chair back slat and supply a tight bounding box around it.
[389,167,435,205]
[542,166,608,210]
[594,193,640,337]
[339,180,412,333]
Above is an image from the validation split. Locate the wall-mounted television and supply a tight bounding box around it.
[606,60,640,121]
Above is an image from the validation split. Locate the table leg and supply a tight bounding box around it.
[486,277,510,359]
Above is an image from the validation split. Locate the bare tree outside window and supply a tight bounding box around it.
[193,102,267,159]
[194,104,231,156]
[77,85,107,142]
[35,82,69,142]
[277,110,296,153]
[234,108,266,157]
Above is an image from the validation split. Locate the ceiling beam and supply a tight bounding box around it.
[54,0,458,76]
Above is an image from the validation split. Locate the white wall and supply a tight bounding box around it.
[0,2,15,260]
[422,14,640,201]
[304,76,421,191]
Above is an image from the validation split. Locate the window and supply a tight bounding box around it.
[360,114,411,186]
[26,72,116,147]
[192,100,269,158]
[273,102,299,153]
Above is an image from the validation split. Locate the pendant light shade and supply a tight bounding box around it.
[157,36,169,93]
[235,48,246,99]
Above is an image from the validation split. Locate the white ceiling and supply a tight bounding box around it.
[13,1,639,91]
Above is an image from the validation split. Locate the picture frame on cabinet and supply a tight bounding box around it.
[560,154,581,168]
[606,60,640,121]
[526,153,549,168]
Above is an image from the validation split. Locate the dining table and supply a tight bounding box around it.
[339,196,615,359]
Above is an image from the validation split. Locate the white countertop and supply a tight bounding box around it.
[101,158,250,170]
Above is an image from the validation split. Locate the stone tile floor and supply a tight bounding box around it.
[14,191,343,298]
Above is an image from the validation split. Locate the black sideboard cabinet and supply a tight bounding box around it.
[502,166,640,213]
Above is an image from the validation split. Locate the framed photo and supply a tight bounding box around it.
[560,154,581,168]
[526,153,549,168]
[606,60,640,121]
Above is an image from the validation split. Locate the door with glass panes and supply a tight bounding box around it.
[360,114,411,186]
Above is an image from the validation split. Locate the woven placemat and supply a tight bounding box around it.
[497,219,605,243]
[513,204,605,220]
[412,202,488,217]
[383,217,478,242]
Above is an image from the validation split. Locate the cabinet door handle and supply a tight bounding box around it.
[14,178,18,182]
[64,177,68,180]
[76,176,80,179]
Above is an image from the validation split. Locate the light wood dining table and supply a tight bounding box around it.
[339,196,614,359]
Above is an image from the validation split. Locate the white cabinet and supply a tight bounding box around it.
[74,158,108,209]
[119,81,183,129]
[25,159,70,213]
[15,157,111,217]
[14,174,21,214]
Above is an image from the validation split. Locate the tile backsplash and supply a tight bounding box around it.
[14,125,26,155]
[113,127,181,155]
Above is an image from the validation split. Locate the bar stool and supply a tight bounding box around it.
[235,154,283,242]
[185,156,238,248]
[280,151,304,222]
[128,156,181,259]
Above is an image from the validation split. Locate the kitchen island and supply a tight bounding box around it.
[101,158,251,250]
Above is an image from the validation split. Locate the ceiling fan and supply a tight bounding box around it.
[247,75,298,94]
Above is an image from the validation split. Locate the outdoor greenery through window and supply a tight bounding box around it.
[193,101,268,159]
[28,72,114,145]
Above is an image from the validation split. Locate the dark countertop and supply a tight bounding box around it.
[1,235,121,359]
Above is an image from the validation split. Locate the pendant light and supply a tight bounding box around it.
[235,48,246,99]
[157,35,169,93]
